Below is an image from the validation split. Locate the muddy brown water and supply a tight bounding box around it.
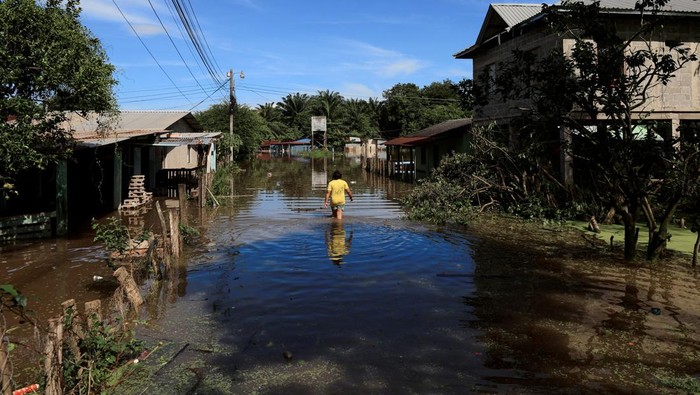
[4,157,700,394]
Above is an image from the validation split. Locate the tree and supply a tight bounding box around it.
[256,103,288,140]
[380,83,423,137]
[235,106,272,160]
[277,93,311,137]
[196,102,272,161]
[484,0,697,261]
[0,0,117,198]
[312,90,343,122]
[456,78,475,115]
[418,79,469,129]
[342,99,374,139]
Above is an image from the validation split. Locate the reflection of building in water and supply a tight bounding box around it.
[311,158,328,189]
[344,136,362,158]
[325,221,353,264]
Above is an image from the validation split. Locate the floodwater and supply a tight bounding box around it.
[135,157,544,394]
[5,157,700,394]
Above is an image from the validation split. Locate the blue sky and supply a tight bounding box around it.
[80,0,544,112]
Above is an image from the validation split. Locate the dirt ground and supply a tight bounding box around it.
[465,215,700,394]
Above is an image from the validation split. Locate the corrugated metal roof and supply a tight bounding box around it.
[385,119,472,146]
[492,4,543,27]
[64,110,204,147]
[410,118,472,138]
[456,0,700,59]
[152,132,222,147]
[384,136,429,147]
[570,0,700,13]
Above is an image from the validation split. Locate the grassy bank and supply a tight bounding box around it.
[569,220,698,256]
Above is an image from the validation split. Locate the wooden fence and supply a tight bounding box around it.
[155,167,204,198]
[0,197,185,394]
[0,212,55,242]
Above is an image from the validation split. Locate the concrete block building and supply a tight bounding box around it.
[455,0,700,182]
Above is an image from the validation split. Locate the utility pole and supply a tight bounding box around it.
[227,69,235,163]
[226,69,245,162]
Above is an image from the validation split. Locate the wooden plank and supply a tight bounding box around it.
[0,230,52,242]
[0,211,55,227]
[0,223,52,236]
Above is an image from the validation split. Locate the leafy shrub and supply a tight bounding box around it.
[92,217,129,254]
[62,313,143,394]
[179,223,200,245]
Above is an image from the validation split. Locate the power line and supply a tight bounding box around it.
[162,0,210,83]
[184,0,224,75]
[147,0,208,96]
[188,80,228,111]
[171,0,222,86]
[112,0,192,105]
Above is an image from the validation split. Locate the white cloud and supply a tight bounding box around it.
[332,38,428,78]
[340,83,381,100]
[81,0,164,37]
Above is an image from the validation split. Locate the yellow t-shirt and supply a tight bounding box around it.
[327,179,349,206]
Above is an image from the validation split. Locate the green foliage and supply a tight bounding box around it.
[481,0,698,261]
[0,0,117,196]
[62,314,143,394]
[92,217,129,254]
[179,223,200,245]
[277,92,312,135]
[0,284,27,309]
[196,102,277,161]
[210,162,239,197]
[403,124,580,225]
[402,177,475,225]
[656,373,700,395]
[300,149,334,159]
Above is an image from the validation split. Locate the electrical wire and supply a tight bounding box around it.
[188,80,228,111]
[147,0,208,96]
[171,0,222,86]
[112,0,192,105]
[185,0,224,75]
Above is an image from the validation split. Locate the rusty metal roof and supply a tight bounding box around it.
[384,136,429,147]
[64,111,204,147]
[385,119,472,146]
[152,132,222,147]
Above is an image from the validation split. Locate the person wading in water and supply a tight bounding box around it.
[324,170,353,219]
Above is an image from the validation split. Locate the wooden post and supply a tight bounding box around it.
[155,201,171,270]
[1,334,11,395]
[55,159,68,236]
[198,173,206,208]
[61,299,82,361]
[168,208,181,258]
[43,318,64,395]
[178,183,187,225]
[84,300,102,328]
[113,146,123,210]
[114,267,144,307]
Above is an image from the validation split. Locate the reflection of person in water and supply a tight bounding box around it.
[325,221,353,264]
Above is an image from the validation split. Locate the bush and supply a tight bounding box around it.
[92,217,129,254]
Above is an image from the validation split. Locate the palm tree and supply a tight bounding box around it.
[256,102,281,123]
[277,93,311,136]
[314,90,343,122]
[366,97,383,131]
[343,99,372,136]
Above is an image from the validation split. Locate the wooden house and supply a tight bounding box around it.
[384,118,472,181]
[0,110,220,239]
